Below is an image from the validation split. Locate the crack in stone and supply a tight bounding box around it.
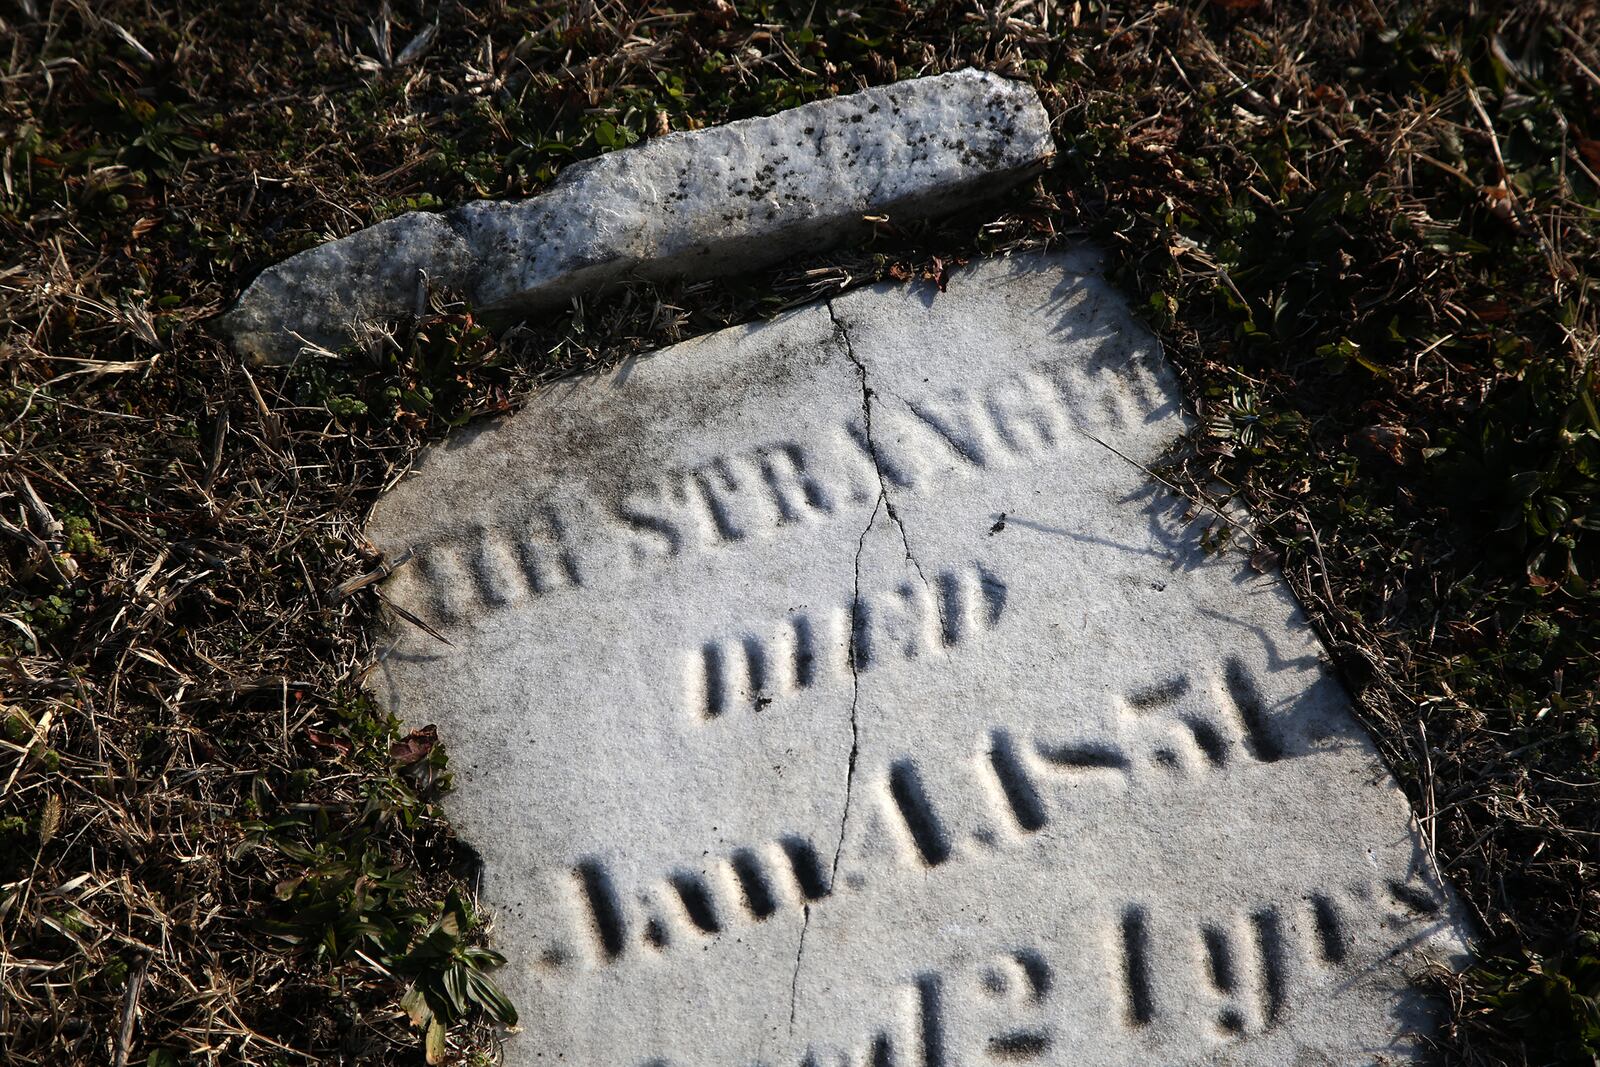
[826,300,930,588]
[789,462,882,1036]
[791,302,922,1035]
[788,901,811,1033]
[834,487,880,874]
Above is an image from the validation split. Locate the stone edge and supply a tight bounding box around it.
[217,70,1055,364]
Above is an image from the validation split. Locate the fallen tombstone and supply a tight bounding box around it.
[365,250,1471,1067]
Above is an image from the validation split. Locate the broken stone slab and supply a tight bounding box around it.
[218,213,476,366]
[366,251,1471,1067]
[219,69,1053,364]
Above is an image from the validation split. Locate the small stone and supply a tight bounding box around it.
[366,251,1469,1067]
[219,70,1054,364]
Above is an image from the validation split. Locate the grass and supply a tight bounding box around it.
[1,0,1596,1064]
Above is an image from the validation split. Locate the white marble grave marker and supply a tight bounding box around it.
[367,251,1469,1066]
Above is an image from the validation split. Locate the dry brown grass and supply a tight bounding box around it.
[1,1,1596,1064]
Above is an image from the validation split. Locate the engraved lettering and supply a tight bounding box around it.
[690,457,750,543]
[845,416,916,491]
[856,581,936,667]
[415,539,475,623]
[1031,356,1099,430]
[906,390,997,467]
[984,372,1063,457]
[470,526,525,608]
[516,503,584,593]
[401,362,1083,620]
[756,443,836,523]
[685,563,1007,720]
[615,477,688,562]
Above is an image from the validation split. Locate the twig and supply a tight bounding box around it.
[374,587,453,645]
[334,546,415,599]
[0,704,52,795]
[1070,425,1264,552]
[112,952,150,1067]
[1463,83,1508,181]
[202,409,229,492]
[18,475,61,541]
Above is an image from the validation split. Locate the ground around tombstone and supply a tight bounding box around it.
[1,3,1596,1066]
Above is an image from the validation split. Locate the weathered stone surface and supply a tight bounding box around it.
[219,214,475,363]
[367,251,1469,1066]
[220,70,1053,364]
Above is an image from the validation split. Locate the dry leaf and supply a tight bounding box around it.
[305,729,352,757]
[390,724,438,766]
